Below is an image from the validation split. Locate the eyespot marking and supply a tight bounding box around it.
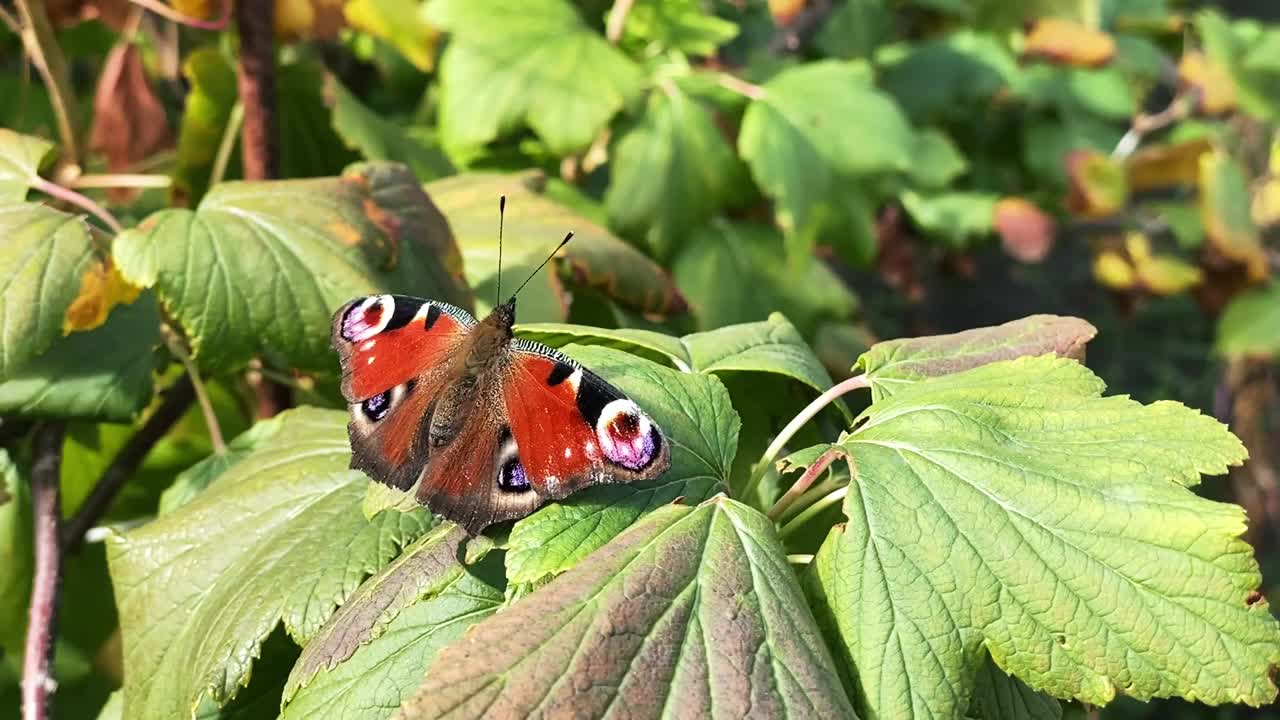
[496,427,531,493]
[361,389,393,422]
[547,361,575,387]
[341,295,394,342]
[596,399,659,471]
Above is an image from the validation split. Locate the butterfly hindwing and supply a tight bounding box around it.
[501,339,670,499]
[331,294,474,490]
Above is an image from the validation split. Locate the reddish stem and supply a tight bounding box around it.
[22,423,66,720]
[767,447,843,521]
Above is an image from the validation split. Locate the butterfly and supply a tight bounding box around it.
[331,202,670,535]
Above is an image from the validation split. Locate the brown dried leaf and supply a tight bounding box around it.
[1023,17,1116,68]
[993,196,1055,263]
[89,43,172,203]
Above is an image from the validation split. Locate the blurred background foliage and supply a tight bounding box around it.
[3,0,1280,717]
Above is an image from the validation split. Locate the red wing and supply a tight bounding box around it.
[502,340,670,500]
[331,294,474,491]
[332,294,474,401]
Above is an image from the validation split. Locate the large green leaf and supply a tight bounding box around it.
[1216,283,1280,357]
[156,413,287,515]
[282,525,504,718]
[107,408,436,720]
[115,162,473,372]
[330,79,453,182]
[857,315,1097,400]
[401,498,855,719]
[0,128,54,201]
[739,61,910,261]
[504,345,739,585]
[673,220,857,336]
[618,0,738,56]
[426,0,643,155]
[970,658,1068,720]
[0,202,97,380]
[806,355,1274,719]
[0,293,157,421]
[426,172,685,320]
[605,83,745,260]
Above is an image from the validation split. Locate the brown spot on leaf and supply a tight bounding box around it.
[327,221,364,247]
[1247,590,1264,607]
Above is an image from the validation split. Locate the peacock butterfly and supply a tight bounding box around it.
[331,200,670,535]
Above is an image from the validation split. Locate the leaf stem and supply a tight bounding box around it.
[61,376,196,553]
[30,177,124,234]
[741,374,868,505]
[69,173,173,190]
[209,102,243,189]
[129,0,232,30]
[778,486,848,539]
[605,0,635,44]
[15,0,80,167]
[767,446,842,521]
[162,327,226,454]
[716,73,766,101]
[22,422,65,720]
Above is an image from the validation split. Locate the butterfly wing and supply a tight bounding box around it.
[502,339,670,499]
[331,294,475,491]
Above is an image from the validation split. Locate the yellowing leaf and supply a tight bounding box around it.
[1066,150,1128,217]
[276,0,347,41]
[1199,150,1267,280]
[62,259,143,334]
[348,0,440,72]
[1254,136,1280,227]
[1125,138,1212,193]
[1138,253,1203,295]
[1023,18,1116,68]
[1093,249,1135,289]
[1179,50,1237,115]
[170,0,215,19]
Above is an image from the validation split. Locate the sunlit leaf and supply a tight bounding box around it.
[329,78,453,182]
[807,356,1271,719]
[402,498,856,719]
[1216,283,1280,358]
[346,0,440,71]
[901,191,997,248]
[0,128,54,201]
[1023,18,1116,68]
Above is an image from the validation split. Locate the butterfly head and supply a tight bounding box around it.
[484,296,518,334]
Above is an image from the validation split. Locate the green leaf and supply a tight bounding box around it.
[108,408,436,720]
[900,191,998,248]
[282,526,504,718]
[673,221,858,336]
[170,47,238,206]
[401,498,855,719]
[807,356,1273,719]
[0,202,97,380]
[619,0,739,56]
[504,345,738,585]
[739,60,911,259]
[0,450,31,656]
[426,172,685,319]
[427,0,644,155]
[0,128,54,201]
[0,293,157,421]
[816,0,889,60]
[157,414,287,515]
[1198,10,1280,121]
[330,79,454,182]
[276,62,362,181]
[605,83,745,260]
[909,128,968,190]
[115,162,473,372]
[970,658,1066,720]
[1216,283,1280,357]
[857,314,1097,400]
[880,31,1019,122]
[346,0,441,72]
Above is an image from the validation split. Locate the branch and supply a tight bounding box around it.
[61,376,195,553]
[605,0,635,45]
[236,0,279,181]
[15,0,80,166]
[22,422,66,720]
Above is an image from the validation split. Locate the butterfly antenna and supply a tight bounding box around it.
[495,195,506,307]
[510,232,574,302]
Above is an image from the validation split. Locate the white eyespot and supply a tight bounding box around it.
[366,356,375,365]
[566,367,583,393]
[564,447,573,459]
[359,339,376,351]
[585,440,599,460]
[341,295,395,342]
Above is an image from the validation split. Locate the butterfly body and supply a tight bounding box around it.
[332,294,669,534]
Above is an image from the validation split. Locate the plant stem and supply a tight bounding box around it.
[62,376,196,552]
[605,0,634,44]
[236,1,279,181]
[30,177,124,234]
[130,0,232,30]
[15,0,80,167]
[716,73,765,101]
[767,446,842,521]
[778,486,848,539]
[69,173,173,190]
[22,422,65,720]
[209,102,243,188]
[741,374,869,504]
[778,473,848,523]
[162,326,226,455]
